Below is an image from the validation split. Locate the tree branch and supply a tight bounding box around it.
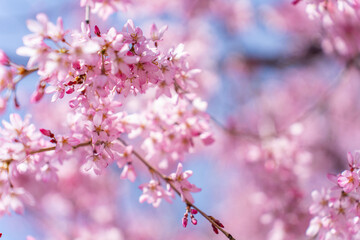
[2,140,91,164]
[117,137,236,240]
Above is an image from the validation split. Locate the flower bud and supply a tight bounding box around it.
[182,216,188,228]
[190,208,198,215]
[0,50,9,65]
[94,25,101,37]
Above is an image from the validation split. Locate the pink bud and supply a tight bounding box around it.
[200,132,215,145]
[215,219,224,228]
[191,217,197,225]
[94,25,101,37]
[72,61,81,70]
[14,96,20,108]
[66,88,75,94]
[30,87,45,103]
[0,98,6,114]
[190,209,198,215]
[212,224,219,234]
[182,217,188,228]
[292,0,301,4]
[40,128,53,137]
[0,50,9,65]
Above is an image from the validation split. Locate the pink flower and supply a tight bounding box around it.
[139,180,173,207]
[109,44,139,76]
[169,163,201,203]
[56,135,81,152]
[0,97,6,114]
[123,19,146,44]
[45,85,65,102]
[0,66,14,91]
[338,170,359,193]
[200,132,215,145]
[117,145,133,168]
[30,82,46,103]
[120,163,136,182]
[150,24,168,43]
[309,189,330,214]
[306,217,323,237]
[82,151,109,175]
[2,187,34,215]
[0,50,9,65]
[347,151,360,169]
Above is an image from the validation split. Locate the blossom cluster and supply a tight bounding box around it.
[307,151,360,239]
[0,8,212,222]
[245,135,312,239]
[127,97,214,169]
[0,114,47,216]
[8,0,360,238]
[298,0,360,58]
[17,14,198,105]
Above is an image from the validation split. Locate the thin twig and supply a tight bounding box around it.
[118,137,236,240]
[209,114,260,142]
[2,141,91,164]
[13,67,38,85]
[179,89,260,142]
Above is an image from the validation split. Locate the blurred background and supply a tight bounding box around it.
[0,0,357,239]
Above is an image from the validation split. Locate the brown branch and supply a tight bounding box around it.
[117,138,236,240]
[13,67,38,85]
[209,114,260,142]
[236,42,323,70]
[2,140,91,164]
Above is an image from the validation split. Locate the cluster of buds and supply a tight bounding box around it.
[182,205,198,228]
[307,151,360,239]
[209,216,225,234]
[39,128,57,144]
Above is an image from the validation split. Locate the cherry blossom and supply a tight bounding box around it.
[169,163,201,204]
[139,180,174,207]
[4,0,360,239]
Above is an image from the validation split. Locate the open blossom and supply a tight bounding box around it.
[169,163,201,204]
[139,180,174,207]
[16,14,201,112]
[150,24,168,43]
[0,187,34,216]
[0,65,14,92]
[299,0,360,58]
[338,170,359,193]
[0,3,220,237]
[308,151,360,239]
[1,114,41,152]
[120,163,136,182]
[0,50,9,65]
[128,96,213,169]
[309,189,330,215]
[347,151,360,169]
